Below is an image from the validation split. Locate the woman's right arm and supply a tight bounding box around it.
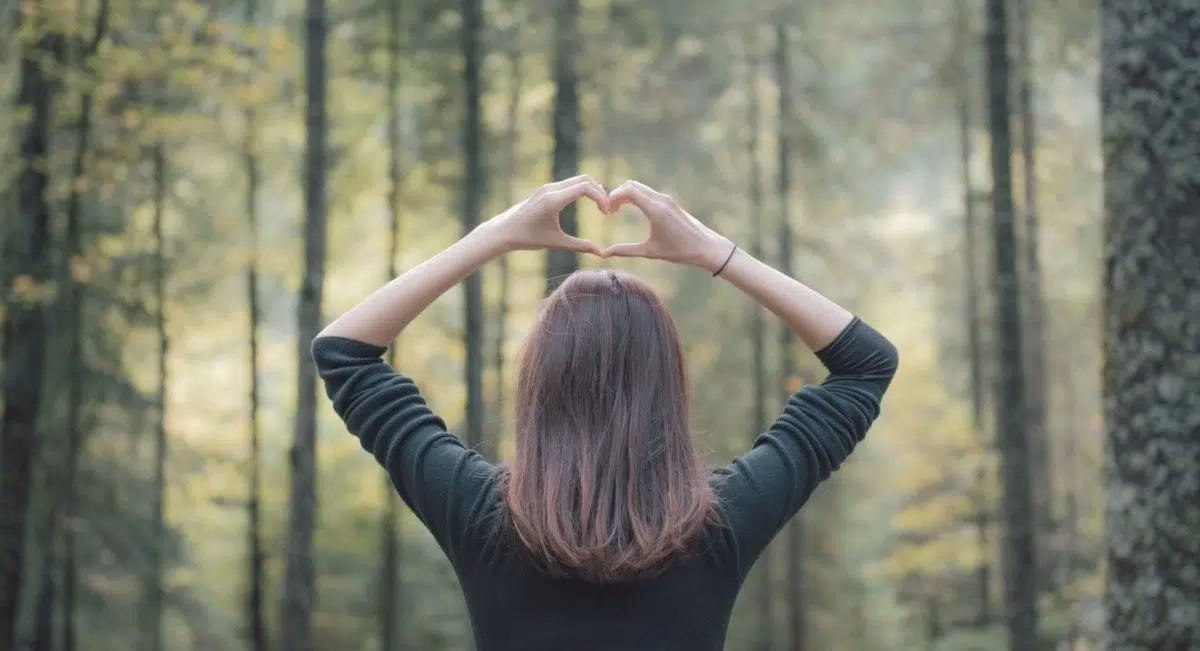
[709,242,899,574]
[710,239,855,350]
[601,180,900,575]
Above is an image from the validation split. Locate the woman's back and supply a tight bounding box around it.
[454,474,739,651]
[312,314,896,651]
[311,177,899,650]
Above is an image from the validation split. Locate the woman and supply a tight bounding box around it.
[313,175,899,651]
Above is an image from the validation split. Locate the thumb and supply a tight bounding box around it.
[561,234,603,256]
[600,241,650,259]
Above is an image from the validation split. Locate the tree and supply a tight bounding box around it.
[242,0,268,646]
[982,0,1038,647]
[57,7,110,650]
[142,140,169,651]
[280,0,331,644]
[379,0,405,645]
[460,0,486,452]
[1100,0,1200,648]
[494,25,523,440]
[544,0,582,290]
[0,12,63,647]
[955,0,993,625]
[1013,0,1052,573]
[743,30,773,651]
[772,22,808,651]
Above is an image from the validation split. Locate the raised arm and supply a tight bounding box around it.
[708,224,898,575]
[312,175,607,561]
[601,180,899,575]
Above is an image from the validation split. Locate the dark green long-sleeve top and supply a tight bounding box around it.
[312,317,898,651]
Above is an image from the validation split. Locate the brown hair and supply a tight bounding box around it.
[499,269,718,583]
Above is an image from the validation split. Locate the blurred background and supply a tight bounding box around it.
[1,0,1173,648]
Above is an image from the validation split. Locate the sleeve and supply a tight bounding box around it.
[311,335,498,564]
[713,317,899,576]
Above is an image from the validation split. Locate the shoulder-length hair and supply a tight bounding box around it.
[499,269,718,583]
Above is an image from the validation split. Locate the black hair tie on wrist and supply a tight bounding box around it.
[712,243,737,277]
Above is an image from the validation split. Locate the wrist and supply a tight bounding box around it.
[694,235,735,274]
[468,220,513,257]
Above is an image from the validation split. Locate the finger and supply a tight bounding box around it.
[544,174,599,193]
[543,182,608,213]
[630,180,672,203]
[558,235,602,256]
[607,184,663,219]
[600,241,650,258]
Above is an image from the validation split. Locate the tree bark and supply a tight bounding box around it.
[982,0,1039,648]
[1100,1,1200,648]
[280,0,330,644]
[545,0,582,292]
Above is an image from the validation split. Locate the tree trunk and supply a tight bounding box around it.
[142,141,169,651]
[1099,1,1200,648]
[58,7,109,643]
[744,30,773,651]
[494,36,522,442]
[598,0,617,245]
[459,0,486,455]
[1013,0,1052,577]
[955,0,993,626]
[545,0,582,292]
[280,0,330,644]
[982,0,1039,648]
[0,23,61,649]
[773,23,807,651]
[243,0,268,643]
[379,0,404,645]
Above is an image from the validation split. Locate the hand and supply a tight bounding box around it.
[482,175,608,255]
[601,180,732,271]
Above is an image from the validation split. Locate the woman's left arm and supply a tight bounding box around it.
[318,225,503,345]
[312,175,605,564]
[318,174,606,345]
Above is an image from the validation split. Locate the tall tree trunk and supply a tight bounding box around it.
[743,29,773,651]
[494,36,522,438]
[280,0,330,644]
[58,8,109,647]
[773,23,807,651]
[243,0,268,643]
[544,0,582,291]
[982,0,1038,648]
[955,0,992,625]
[0,21,61,649]
[1013,0,1051,577]
[379,0,404,645]
[460,0,486,453]
[142,141,169,651]
[1060,352,1082,649]
[29,565,52,651]
[598,0,617,246]
[1099,1,1200,648]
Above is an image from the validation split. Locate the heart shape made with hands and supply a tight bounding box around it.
[527,176,722,268]
[496,174,726,270]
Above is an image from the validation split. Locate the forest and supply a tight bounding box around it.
[0,0,1197,648]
